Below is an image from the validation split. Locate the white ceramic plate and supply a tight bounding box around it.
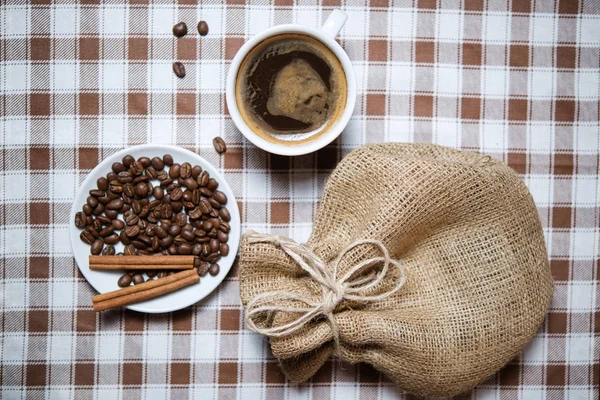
[69,145,241,313]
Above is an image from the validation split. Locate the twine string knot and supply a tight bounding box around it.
[244,231,407,348]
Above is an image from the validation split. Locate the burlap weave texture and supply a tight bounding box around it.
[240,143,554,397]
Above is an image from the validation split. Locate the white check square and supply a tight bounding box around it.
[437,12,461,40]
[579,17,600,45]
[4,64,28,92]
[246,173,268,200]
[483,68,507,96]
[532,15,555,44]
[577,71,599,98]
[436,65,459,93]
[53,118,76,145]
[52,7,77,36]
[530,70,554,97]
[248,8,272,35]
[526,176,552,206]
[50,334,73,361]
[102,63,125,91]
[97,334,122,361]
[390,65,412,92]
[5,7,29,36]
[391,9,414,38]
[485,14,509,41]
[2,175,27,202]
[102,6,127,35]
[567,335,592,363]
[572,231,597,258]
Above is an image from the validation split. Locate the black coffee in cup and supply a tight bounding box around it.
[235,34,347,145]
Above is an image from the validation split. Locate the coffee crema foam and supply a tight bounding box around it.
[235,34,347,145]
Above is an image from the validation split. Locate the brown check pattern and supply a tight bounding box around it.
[1,0,598,398]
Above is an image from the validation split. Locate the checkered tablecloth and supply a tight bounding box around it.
[1,0,598,399]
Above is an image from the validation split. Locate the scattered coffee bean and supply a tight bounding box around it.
[75,212,87,228]
[197,20,209,36]
[197,261,210,276]
[163,154,174,166]
[209,263,220,276]
[220,243,229,256]
[118,274,132,287]
[173,22,188,37]
[90,239,104,255]
[173,62,186,78]
[132,274,145,285]
[97,177,109,191]
[212,136,226,154]
[102,245,116,256]
[112,219,125,230]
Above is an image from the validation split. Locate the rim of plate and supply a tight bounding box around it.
[69,144,241,313]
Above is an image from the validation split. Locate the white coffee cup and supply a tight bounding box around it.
[226,10,356,156]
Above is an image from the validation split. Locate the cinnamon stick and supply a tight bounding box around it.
[92,270,199,312]
[89,255,194,266]
[92,269,197,303]
[89,263,193,271]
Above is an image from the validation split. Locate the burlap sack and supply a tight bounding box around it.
[239,143,553,397]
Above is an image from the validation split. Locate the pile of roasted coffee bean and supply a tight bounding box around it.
[75,154,231,285]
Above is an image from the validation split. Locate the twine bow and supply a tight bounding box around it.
[244,231,407,348]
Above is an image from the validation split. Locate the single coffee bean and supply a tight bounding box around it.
[213,190,227,204]
[217,231,228,243]
[173,62,186,78]
[208,198,221,209]
[182,177,198,190]
[199,188,213,198]
[123,183,135,198]
[207,178,219,190]
[212,136,226,154]
[93,218,103,231]
[199,198,212,214]
[160,235,173,247]
[146,167,158,180]
[163,154,174,166]
[92,203,105,216]
[181,229,195,242]
[97,177,109,191]
[139,205,150,218]
[198,171,209,187]
[219,207,231,222]
[191,165,202,179]
[137,234,152,247]
[220,243,229,256]
[105,209,117,220]
[169,164,181,179]
[202,243,211,257]
[146,269,157,278]
[99,226,114,237]
[171,201,183,213]
[90,239,104,255]
[153,186,164,200]
[207,227,218,238]
[168,244,179,255]
[107,199,124,210]
[80,230,95,245]
[138,156,151,168]
[118,274,132,287]
[125,225,140,237]
[170,187,183,201]
[82,204,93,216]
[178,243,192,255]
[150,156,164,171]
[176,213,187,226]
[132,274,145,285]
[125,213,139,226]
[206,253,221,263]
[173,21,187,37]
[151,236,160,251]
[209,238,220,253]
[197,261,210,276]
[192,243,203,256]
[96,215,111,225]
[124,244,137,255]
[122,155,135,168]
[112,219,125,230]
[107,172,118,182]
[135,182,149,197]
[104,233,120,245]
[109,180,123,194]
[133,175,150,184]
[112,162,127,174]
[129,160,144,176]
[188,207,202,220]
[180,162,192,179]
[168,225,182,237]
[120,230,131,245]
[117,171,133,183]
[102,245,116,256]
[209,263,220,276]
[87,196,99,208]
[86,215,94,225]
[201,220,213,231]
[97,196,111,205]
[89,189,105,198]
[154,225,168,239]
[197,20,209,36]
[75,212,87,228]
[131,239,146,250]
[218,221,230,233]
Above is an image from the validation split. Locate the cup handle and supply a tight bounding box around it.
[320,9,347,38]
